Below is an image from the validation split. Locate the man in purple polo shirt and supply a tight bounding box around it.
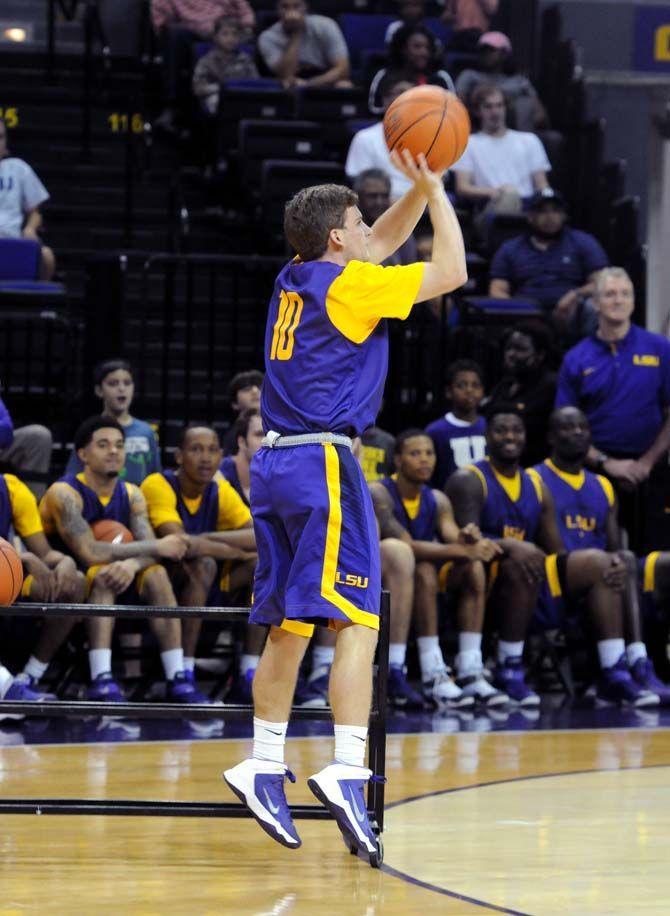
[555,268,670,496]
[489,189,609,340]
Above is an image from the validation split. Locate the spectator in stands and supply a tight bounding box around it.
[426,359,487,490]
[258,0,351,89]
[66,359,160,486]
[222,369,263,455]
[359,421,396,483]
[355,169,418,265]
[555,267,670,492]
[0,118,55,281]
[415,228,454,322]
[482,322,558,466]
[192,16,259,115]
[455,32,547,132]
[453,84,550,227]
[369,24,454,114]
[40,417,194,702]
[346,78,416,200]
[151,0,256,131]
[489,188,609,341]
[386,1,433,46]
[141,424,257,699]
[442,0,499,47]
[0,393,52,499]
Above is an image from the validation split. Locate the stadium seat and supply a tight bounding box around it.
[458,296,545,324]
[218,85,294,154]
[485,213,529,256]
[339,14,395,68]
[261,160,345,232]
[238,119,323,185]
[536,130,568,193]
[0,238,40,281]
[295,86,367,122]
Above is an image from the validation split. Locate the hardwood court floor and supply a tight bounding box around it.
[1,728,669,915]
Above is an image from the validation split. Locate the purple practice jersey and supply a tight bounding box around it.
[261,258,424,436]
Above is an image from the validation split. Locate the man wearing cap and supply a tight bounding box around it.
[456,31,547,131]
[489,188,609,339]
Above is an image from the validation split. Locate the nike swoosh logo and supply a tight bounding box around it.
[263,787,280,815]
[266,729,283,736]
[346,786,366,823]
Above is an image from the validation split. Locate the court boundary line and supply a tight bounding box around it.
[381,762,670,914]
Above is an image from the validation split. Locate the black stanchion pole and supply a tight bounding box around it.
[368,590,390,832]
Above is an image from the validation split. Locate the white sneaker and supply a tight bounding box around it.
[457,671,509,707]
[307,761,379,858]
[223,757,301,848]
[422,667,474,708]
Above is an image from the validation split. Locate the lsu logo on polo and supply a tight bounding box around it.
[335,571,369,589]
[566,514,596,533]
[633,354,660,367]
[503,525,526,540]
[655,24,670,62]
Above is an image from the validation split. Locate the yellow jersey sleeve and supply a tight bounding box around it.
[140,473,181,529]
[596,474,615,508]
[5,474,43,539]
[525,468,544,503]
[325,260,425,344]
[216,478,252,530]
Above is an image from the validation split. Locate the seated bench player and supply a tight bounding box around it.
[142,424,257,697]
[370,429,507,707]
[446,410,658,707]
[534,406,670,703]
[0,471,86,706]
[39,417,196,702]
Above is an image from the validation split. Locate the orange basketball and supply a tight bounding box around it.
[383,85,471,173]
[0,536,24,605]
[91,519,134,544]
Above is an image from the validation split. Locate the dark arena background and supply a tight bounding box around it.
[1,1,670,912]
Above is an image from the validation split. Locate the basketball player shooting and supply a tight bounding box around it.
[224,149,467,864]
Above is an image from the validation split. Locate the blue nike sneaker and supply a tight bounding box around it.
[166,671,210,704]
[597,656,659,707]
[492,657,540,707]
[86,673,125,702]
[1,677,56,721]
[223,758,301,848]
[630,657,670,705]
[388,665,426,710]
[307,762,383,864]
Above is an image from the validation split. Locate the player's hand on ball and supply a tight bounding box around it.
[390,149,446,198]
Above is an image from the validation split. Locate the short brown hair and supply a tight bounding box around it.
[470,83,506,112]
[284,184,358,262]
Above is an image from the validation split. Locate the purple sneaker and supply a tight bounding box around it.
[166,671,210,704]
[308,762,383,865]
[1,676,56,721]
[630,658,670,705]
[388,665,426,710]
[492,657,540,707]
[597,656,659,707]
[223,758,301,848]
[86,673,125,702]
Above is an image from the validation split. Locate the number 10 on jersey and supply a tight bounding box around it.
[270,290,303,361]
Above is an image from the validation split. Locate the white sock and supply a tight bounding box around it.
[0,665,13,699]
[389,643,407,668]
[334,724,368,767]
[626,642,647,666]
[182,656,195,673]
[253,717,287,764]
[498,640,524,664]
[598,638,625,669]
[22,655,49,681]
[417,635,445,681]
[312,645,335,673]
[160,648,184,680]
[89,648,112,680]
[457,632,483,675]
[240,653,260,676]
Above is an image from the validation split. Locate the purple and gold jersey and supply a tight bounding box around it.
[533,459,614,551]
[0,474,43,542]
[141,470,250,534]
[465,458,543,541]
[59,473,132,527]
[261,258,424,436]
[380,476,438,542]
[220,455,249,507]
